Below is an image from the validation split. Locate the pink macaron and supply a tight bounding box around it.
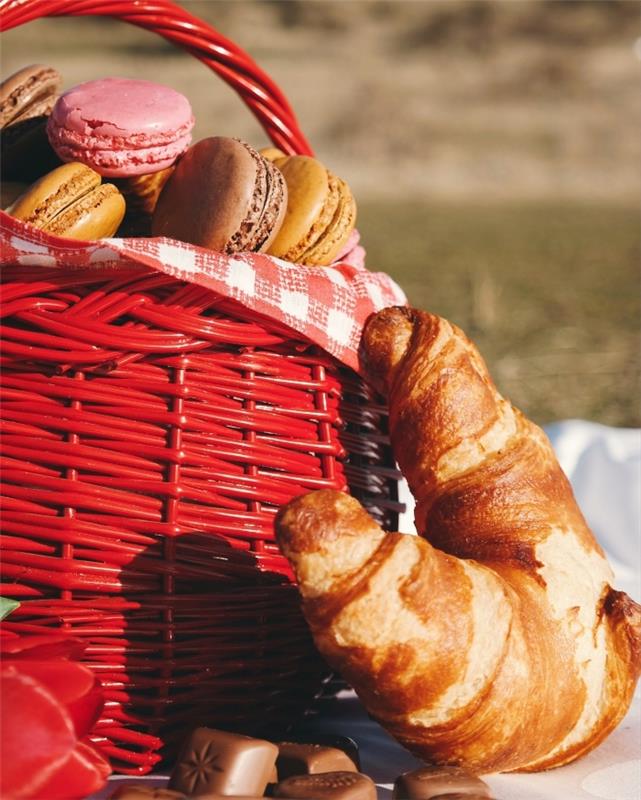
[46,78,194,177]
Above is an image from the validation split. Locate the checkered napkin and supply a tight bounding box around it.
[0,212,406,372]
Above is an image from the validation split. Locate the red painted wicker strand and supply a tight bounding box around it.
[0,0,313,155]
[0,0,401,774]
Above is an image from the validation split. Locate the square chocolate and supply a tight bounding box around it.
[168,727,277,796]
[277,741,358,778]
[393,766,490,799]
[284,734,361,770]
[431,794,496,800]
[275,771,376,800]
[193,796,275,800]
[109,786,186,800]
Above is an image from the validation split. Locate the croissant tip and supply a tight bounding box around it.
[275,489,357,554]
[360,306,418,395]
[362,306,414,342]
[603,587,641,672]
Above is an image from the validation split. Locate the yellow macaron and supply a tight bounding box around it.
[259,146,287,163]
[8,161,125,239]
[267,155,356,267]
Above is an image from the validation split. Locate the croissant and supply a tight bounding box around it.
[275,306,641,773]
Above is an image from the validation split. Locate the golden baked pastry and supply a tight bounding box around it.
[276,306,641,773]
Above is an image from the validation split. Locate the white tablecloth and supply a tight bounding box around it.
[97,420,641,800]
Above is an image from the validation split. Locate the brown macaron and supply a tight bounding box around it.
[267,155,356,267]
[152,137,287,253]
[8,161,126,240]
[1,64,62,181]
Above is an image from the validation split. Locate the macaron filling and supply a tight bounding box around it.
[44,183,122,235]
[46,117,195,150]
[12,168,100,228]
[226,143,286,253]
[297,172,343,261]
[279,171,340,264]
[254,163,287,252]
[301,177,356,264]
[47,129,193,177]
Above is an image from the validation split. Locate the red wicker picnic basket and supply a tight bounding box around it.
[0,0,402,775]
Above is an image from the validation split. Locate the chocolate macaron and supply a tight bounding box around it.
[267,155,356,267]
[8,161,125,240]
[1,64,62,180]
[152,137,287,253]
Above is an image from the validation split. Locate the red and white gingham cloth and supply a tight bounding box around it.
[0,212,406,372]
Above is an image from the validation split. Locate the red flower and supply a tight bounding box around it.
[0,628,111,800]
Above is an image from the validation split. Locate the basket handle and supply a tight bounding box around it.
[0,0,313,156]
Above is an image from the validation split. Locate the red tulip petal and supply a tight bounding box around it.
[5,660,104,738]
[5,659,94,703]
[67,682,105,739]
[0,633,84,661]
[35,740,111,800]
[77,739,112,781]
[0,665,75,799]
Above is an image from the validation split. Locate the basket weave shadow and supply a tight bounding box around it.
[0,266,401,772]
[0,0,402,774]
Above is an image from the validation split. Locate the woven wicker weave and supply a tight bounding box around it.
[0,0,401,774]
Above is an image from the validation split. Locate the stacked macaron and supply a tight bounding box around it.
[152,137,288,255]
[267,154,357,267]
[1,64,62,182]
[3,66,358,265]
[8,162,125,240]
[46,78,194,178]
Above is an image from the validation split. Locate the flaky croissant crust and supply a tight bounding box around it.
[276,307,641,773]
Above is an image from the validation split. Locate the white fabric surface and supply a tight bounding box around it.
[545,420,641,603]
[96,420,641,800]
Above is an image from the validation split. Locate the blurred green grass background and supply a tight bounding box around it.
[2,0,639,426]
[360,201,639,425]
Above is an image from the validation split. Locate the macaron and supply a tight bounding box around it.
[1,181,29,210]
[115,165,175,236]
[8,161,126,240]
[267,155,356,267]
[46,78,194,177]
[0,64,61,128]
[1,64,62,180]
[260,146,287,162]
[152,137,287,254]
